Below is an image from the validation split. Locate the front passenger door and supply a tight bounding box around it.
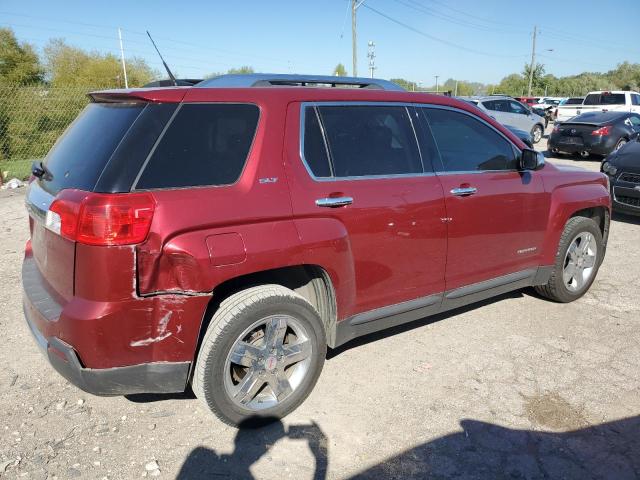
[417,106,549,292]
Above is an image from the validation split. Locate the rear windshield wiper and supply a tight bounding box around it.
[31,160,52,181]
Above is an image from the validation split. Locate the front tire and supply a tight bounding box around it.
[192,285,327,426]
[614,138,627,151]
[535,216,604,303]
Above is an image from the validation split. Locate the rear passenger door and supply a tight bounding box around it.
[285,103,447,318]
[417,106,549,292]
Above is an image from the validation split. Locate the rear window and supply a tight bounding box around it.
[135,104,259,189]
[39,103,144,195]
[565,98,584,105]
[584,93,626,105]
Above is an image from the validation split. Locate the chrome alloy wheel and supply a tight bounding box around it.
[223,315,312,411]
[563,232,598,292]
[533,126,543,143]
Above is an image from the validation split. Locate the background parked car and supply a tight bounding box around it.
[601,138,640,215]
[504,125,534,148]
[555,97,585,122]
[549,111,640,158]
[462,96,546,143]
[514,96,540,106]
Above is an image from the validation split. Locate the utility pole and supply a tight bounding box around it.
[351,0,365,77]
[367,41,376,78]
[434,75,439,93]
[454,80,459,96]
[118,28,128,89]
[527,26,537,97]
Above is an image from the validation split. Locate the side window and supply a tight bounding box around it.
[421,107,518,172]
[628,115,640,127]
[509,100,528,115]
[316,105,422,177]
[136,104,259,189]
[632,94,640,106]
[302,107,332,177]
[482,100,497,111]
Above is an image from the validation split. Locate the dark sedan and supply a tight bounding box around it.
[601,139,640,215]
[548,111,640,158]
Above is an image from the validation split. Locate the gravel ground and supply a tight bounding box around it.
[1,133,639,479]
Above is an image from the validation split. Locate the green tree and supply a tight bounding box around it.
[44,39,155,88]
[0,28,43,85]
[390,78,418,91]
[332,63,347,77]
[226,66,254,74]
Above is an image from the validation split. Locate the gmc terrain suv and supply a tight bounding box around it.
[23,74,611,426]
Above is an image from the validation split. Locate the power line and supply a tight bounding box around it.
[361,4,528,59]
[392,0,523,34]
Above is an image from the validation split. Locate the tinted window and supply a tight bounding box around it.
[482,100,499,111]
[584,93,626,105]
[565,98,584,105]
[421,108,517,172]
[136,104,259,189]
[302,107,332,177]
[317,105,422,177]
[40,103,144,195]
[632,94,640,106]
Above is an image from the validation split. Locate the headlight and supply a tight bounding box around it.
[602,161,617,176]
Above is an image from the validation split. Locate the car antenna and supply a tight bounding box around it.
[146,30,177,86]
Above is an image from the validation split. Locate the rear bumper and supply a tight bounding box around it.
[21,253,209,396]
[23,303,189,395]
[548,136,617,155]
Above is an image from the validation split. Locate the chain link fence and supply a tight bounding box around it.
[0,84,93,180]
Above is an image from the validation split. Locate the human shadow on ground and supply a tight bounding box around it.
[348,416,640,479]
[176,418,328,480]
[175,415,638,479]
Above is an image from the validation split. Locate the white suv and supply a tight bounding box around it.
[461,96,546,144]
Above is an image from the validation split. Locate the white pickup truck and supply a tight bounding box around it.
[555,90,640,123]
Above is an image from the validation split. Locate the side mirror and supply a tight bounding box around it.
[519,149,545,171]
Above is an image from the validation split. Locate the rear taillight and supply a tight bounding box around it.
[591,126,612,136]
[552,125,560,133]
[47,190,155,246]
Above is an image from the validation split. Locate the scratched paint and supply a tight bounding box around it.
[130,311,173,347]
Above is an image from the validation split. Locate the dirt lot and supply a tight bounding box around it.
[1,135,639,479]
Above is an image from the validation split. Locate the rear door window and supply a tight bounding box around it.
[421,107,518,172]
[302,107,332,177]
[316,105,423,177]
[39,103,145,195]
[136,104,259,189]
[584,93,626,105]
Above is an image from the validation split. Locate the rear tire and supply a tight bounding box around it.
[535,216,603,303]
[531,124,544,144]
[192,285,326,426]
[614,138,628,151]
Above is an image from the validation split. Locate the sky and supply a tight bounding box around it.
[1,0,639,85]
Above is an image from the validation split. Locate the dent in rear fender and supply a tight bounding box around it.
[541,182,611,264]
[137,219,306,294]
[293,217,356,320]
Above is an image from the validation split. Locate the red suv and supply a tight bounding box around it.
[23,74,611,426]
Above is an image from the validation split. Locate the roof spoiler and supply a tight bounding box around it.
[88,88,189,103]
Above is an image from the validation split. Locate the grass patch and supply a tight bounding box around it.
[0,159,34,182]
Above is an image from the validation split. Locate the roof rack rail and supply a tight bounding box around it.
[196,73,405,91]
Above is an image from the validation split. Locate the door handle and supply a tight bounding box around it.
[450,187,477,197]
[315,196,353,208]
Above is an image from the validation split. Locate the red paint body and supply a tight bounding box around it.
[23,86,611,374]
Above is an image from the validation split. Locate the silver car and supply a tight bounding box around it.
[461,96,546,144]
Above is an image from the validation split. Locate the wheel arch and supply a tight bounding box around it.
[190,264,338,374]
